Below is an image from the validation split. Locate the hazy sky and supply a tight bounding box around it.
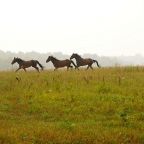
[0,0,144,56]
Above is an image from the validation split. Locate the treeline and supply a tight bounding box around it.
[0,50,144,70]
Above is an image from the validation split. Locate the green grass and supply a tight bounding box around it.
[0,67,144,143]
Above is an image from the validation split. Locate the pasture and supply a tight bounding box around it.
[0,67,144,143]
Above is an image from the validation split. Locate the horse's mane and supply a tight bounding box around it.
[75,53,82,59]
[16,57,24,62]
[51,56,59,61]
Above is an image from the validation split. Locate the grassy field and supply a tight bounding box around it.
[0,67,144,143]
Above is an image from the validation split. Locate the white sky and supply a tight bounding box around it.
[0,0,144,56]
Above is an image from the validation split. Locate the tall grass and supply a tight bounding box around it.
[0,67,144,143]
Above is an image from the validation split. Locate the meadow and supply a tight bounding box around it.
[0,67,144,143]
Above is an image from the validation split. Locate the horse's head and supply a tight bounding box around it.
[11,57,17,65]
[46,56,52,63]
[11,57,23,65]
[70,53,78,59]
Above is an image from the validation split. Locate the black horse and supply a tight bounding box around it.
[70,53,100,70]
[46,56,76,71]
[11,57,44,72]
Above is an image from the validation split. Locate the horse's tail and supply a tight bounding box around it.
[70,60,77,69]
[93,60,101,68]
[36,60,44,70]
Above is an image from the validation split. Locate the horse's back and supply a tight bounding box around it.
[54,59,70,68]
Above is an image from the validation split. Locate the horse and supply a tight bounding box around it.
[46,56,76,70]
[70,53,100,70]
[11,57,44,72]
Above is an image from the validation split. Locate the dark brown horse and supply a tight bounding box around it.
[70,53,100,70]
[11,57,44,72]
[46,56,76,70]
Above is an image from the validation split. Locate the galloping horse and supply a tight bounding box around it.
[70,53,100,70]
[46,56,76,70]
[11,57,44,72]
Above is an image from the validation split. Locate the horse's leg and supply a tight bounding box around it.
[75,65,79,70]
[90,65,93,70]
[88,63,93,70]
[86,65,90,70]
[54,68,57,71]
[15,67,21,72]
[68,64,73,70]
[67,66,69,71]
[77,66,80,70]
[70,65,73,70]
[37,67,40,72]
[67,65,72,71]
[34,66,40,72]
[23,68,27,72]
[32,65,39,72]
[76,63,80,70]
